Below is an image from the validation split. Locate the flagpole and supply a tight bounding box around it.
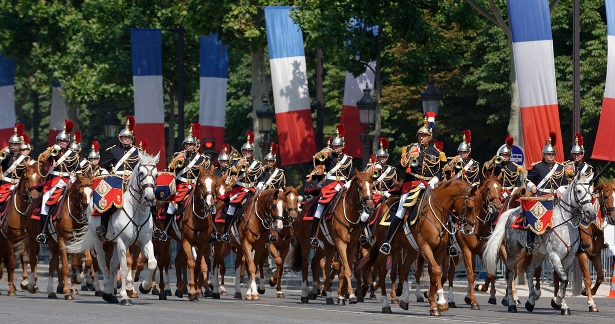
[572,0,580,139]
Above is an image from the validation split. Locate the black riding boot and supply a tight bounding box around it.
[96,212,111,241]
[221,212,235,243]
[36,214,49,244]
[359,221,370,245]
[309,217,320,247]
[526,230,535,253]
[379,216,403,255]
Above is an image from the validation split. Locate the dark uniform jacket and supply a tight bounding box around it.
[443,156,480,183]
[400,143,445,193]
[309,151,354,188]
[100,144,139,175]
[259,166,286,190]
[526,161,568,194]
[214,166,228,178]
[39,148,79,178]
[488,160,525,190]
[1,152,30,182]
[563,160,593,179]
[364,163,397,194]
[232,158,264,188]
[168,150,211,183]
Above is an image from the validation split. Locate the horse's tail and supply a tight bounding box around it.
[287,239,303,272]
[483,208,514,275]
[356,243,379,274]
[65,224,96,254]
[514,250,531,277]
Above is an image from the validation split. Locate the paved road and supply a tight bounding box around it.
[2,269,615,324]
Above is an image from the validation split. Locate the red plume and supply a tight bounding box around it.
[505,134,514,147]
[270,142,278,155]
[22,133,30,145]
[15,123,25,136]
[425,112,436,119]
[380,137,389,150]
[222,143,230,154]
[336,124,345,138]
[369,155,376,164]
[575,133,584,146]
[74,130,82,143]
[140,139,148,151]
[435,140,443,151]
[64,119,75,134]
[246,130,254,144]
[327,137,333,146]
[191,123,200,138]
[126,116,135,132]
[549,131,556,147]
[92,141,100,152]
[462,129,471,144]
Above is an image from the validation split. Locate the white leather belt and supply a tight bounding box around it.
[236,181,253,188]
[114,170,132,175]
[177,177,196,184]
[325,176,346,181]
[50,171,70,177]
[502,186,514,190]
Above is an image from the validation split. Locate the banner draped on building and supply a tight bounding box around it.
[340,63,375,158]
[131,28,166,168]
[199,33,229,153]
[509,0,564,166]
[592,0,615,161]
[48,81,69,147]
[0,56,16,147]
[265,6,317,166]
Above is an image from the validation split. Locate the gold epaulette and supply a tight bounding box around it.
[531,161,539,166]
[173,151,183,158]
[439,151,447,162]
[516,164,527,174]
[106,145,116,152]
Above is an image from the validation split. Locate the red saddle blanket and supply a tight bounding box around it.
[302,196,335,222]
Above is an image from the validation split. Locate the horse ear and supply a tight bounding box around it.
[495,173,503,184]
[294,184,302,192]
[594,184,604,192]
[154,151,161,163]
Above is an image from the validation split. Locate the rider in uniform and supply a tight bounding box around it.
[86,141,102,177]
[19,134,32,159]
[483,135,525,203]
[95,116,140,240]
[524,132,568,252]
[69,131,89,175]
[154,124,211,240]
[0,124,29,210]
[379,113,446,255]
[359,137,397,245]
[443,130,479,183]
[306,124,354,248]
[563,133,593,178]
[220,131,264,243]
[214,144,231,178]
[257,143,286,191]
[36,120,80,243]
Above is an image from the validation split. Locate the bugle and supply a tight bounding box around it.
[454,159,463,169]
[0,150,6,161]
[494,155,504,165]
[410,157,419,167]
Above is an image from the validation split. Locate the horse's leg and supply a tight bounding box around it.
[242,239,259,301]
[46,244,59,298]
[443,255,456,308]
[336,239,357,304]
[389,252,398,303]
[232,249,243,299]
[81,249,94,291]
[180,239,198,301]
[275,243,288,298]
[308,251,321,298]
[112,239,131,305]
[422,244,447,316]
[59,239,74,300]
[577,252,598,312]
[26,238,39,294]
[19,252,29,291]
[461,247,479,309]
[484,273,497,305]
[414,255,425,302]
[322,248,335,304]
[253,245,266,297]
[4,241,17,296]
[533,266,541,300]
[550,254,572,315]
[591,230,605,296]
[137,240,156,297]
[378,246,391,313]
[125,248,136,298]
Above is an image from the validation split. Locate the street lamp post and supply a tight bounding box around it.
[356,86,377,168]
[256,93,275,159]
[420,76,442,137]
[103,113,120,138]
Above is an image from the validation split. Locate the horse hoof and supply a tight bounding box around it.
[471,304,480,310]
[369,293,377,300]
[20,283,28,291]
[102,292,112,302]
[71,289,79,295]
[245,294,253,301]
[188,293,198,301]
[589,305,598,312]
[581,288,588,296]
[240,277,244,284]
[234,292,242,299]
[95,291,103,297]
[449,302,457,308]
[213,293,220,299]
[508,305,517,313]
[269,278,276,287]
[277,292,285,298]
[139,283,151,295]
[349,296,358,304]
[561,308,571,315]
[325,298,334,305]
[120,299,133,306]
[175,290,184,298]
[338,298,346,306]
[423,291,428,299]
[488,297,496,305]
[257,287,265,295]
[525,301,534,312]
[252,294,260,301]
[515,299,521,305]
[399,301,409,310]
[151,288,160,295]
[65,294,74,301]
[165,289,172,296]
[7,291,16,297]
[182,287,188,294]
[308,293,317,300]
[127,290,139,298]
[501,298,509,306]
[110,296,119,303]
[551,299,562,310]
[48,293,58,299]
[473,284,481,291]
[57,286,63,294]
[416,296,424,303]
[28,286,39,294]
[429,309,441,316]
[301,296,309,303]
[382,306,392,314]
[204,291,214,298]
[87,283,96,291]
[356,296,364,303]
[81,286,89,292]
[464,296,472,305]
[320,289,325,297]
[437,303,449,312]
[221,290,228,296]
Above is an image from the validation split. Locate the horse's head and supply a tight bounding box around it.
[268,188,288,232]
[197,165,219,215]
[283,185,301,224]
[565,170,595,221]
[353,168,375,214]
[22,161,44,200]
[595,179,615,225]
[134,151,159,207]
[72,174,94,206]
[478,176,503,222]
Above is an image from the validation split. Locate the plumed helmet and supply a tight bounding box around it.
[570,133,584,155]
[218,143,231,162]
[118,116,135,141]
[497,135,514,156]
[19,134,31,151]
[264,142,278,161]
[457,130,471,153]
[375,137,389,157]
[9,124,24,144]
[416,112,436,138]
[542,132,556,155]
[88,141,100,160]
[70,131,82,152]
[183,123,200,145]
[241,130,255,151]
[56,119,74,142]
[139,139,148,152]
[331,124,345,147]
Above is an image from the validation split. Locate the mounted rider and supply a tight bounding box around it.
[359,137,397,245]
[0,124,30,210]
[379,112,446,255]
[443,130,479,183]
[19,133,32,159]
[257,142,286,191]
[306,124,354,248]
[214,143,232,178]
[220,131,264,243]
[36,119,80,244]
[94,116,140,240]
[483,135,525,203]
[83,141,102,177]
[154,123,211,240]
[69,130,89,175]
[524,132,568,252]
[563,133,593,179]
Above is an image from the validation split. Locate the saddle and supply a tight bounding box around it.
[0,201,9,219]
[321,189,344,220]
[402,188,426,226]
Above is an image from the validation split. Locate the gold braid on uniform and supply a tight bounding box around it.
[375,168,396,193]
[266,170,285,188]
[167,152,185,171]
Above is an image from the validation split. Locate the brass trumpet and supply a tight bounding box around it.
[175,158,185,169]
[50,144,61,157]
[315,149,330,162]
[494,155,504,165]
[410,158,419,167]
[372,168,381,179]
[454,159,463,169]
[0,150,6,161]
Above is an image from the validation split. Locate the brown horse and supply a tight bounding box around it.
[290,169,374,305]
[0,162,43,296]
[358,179,478,315]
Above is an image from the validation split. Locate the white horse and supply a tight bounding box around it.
[66,151,159,305]
[483,170,594,315]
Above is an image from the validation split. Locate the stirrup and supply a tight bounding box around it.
[95,226,106,241]
[379,243,391,255]
[36,233,47,244]
[447,246,459,256]
[268,234,278,243]
[359,235,369,246]
[310,237,319,248]
[153,229,168,242]
[525,242,534,254]
[221,233,231,243]
[604,243,610,250]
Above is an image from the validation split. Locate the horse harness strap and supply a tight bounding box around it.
[402,220,419,250]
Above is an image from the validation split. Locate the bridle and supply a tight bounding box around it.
[128,164,157,204]
[598,186,615,226]
[476,180,502,225]
[193,173,218,219]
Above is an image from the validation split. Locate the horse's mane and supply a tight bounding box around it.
[139,151,159,166]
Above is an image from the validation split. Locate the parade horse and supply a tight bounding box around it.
[289,169,374,305]
[210,187,288,301]
[358,179,478,315]
[0,161,43,296]
[414,176,502,309]
[66,151,160,305]
[483,170,595,315]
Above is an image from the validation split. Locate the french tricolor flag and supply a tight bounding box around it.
[131,28,166,168]
[0,56,16,147]
[592,0,615,161]
[340,63,375,158]
[510,0,564,165]
[199,34,229,153]
[265,6,317,165]
[48,81,69,147]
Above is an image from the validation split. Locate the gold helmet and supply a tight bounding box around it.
[375,137,389,157]
[56,119,74,142]
[416,112,436,138]
[118,116,135,141]
[497,134,514,156]
[218,144,231,162]
[542,132,556,155]
[9,123,24,144]
[570,133,584,155]
[88,141,100,160]
[457,130,471,153]
[331,124,345,147]
[183,123,200,146]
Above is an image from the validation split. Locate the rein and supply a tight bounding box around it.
[334,178,372,233]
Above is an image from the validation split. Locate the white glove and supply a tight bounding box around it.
[383,191,391,198]
[343,181,352,189]
[428,177,439,189]
[256,182,265,191]
[101,169,110,175]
